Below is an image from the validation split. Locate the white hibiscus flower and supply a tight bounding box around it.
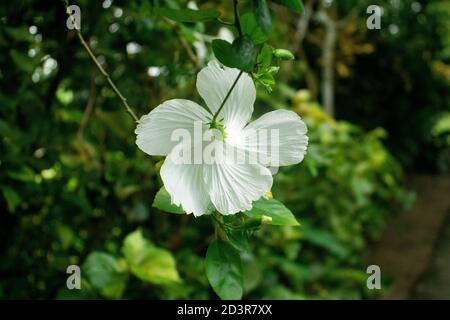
[135,61,308,216]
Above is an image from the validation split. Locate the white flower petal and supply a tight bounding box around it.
[160,144,211,216]
[203,141,273,215]
[196,61,255,130]
[243,109,308,166]
[135,99,212,156]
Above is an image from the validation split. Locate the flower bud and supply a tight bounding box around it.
[273,48,295,60]
[261,215,273,225]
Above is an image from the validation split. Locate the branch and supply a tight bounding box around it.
[314,6,336,116]
[163,17,200,68]
[291,0,316,53]
[63,0,139,122]
[217,18,234,26]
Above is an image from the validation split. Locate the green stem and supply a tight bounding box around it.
[211,70,244,123]
[233,0,243,36]
[210,0,245,123]
[212,212,227,240]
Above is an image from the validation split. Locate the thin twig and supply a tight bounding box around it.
[77,74,96,142]
[163,17,200,68]
[217,18,234,26]
[63,0,139,122]
[180,37,201,68]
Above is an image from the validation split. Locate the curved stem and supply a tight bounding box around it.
[217,18,234,26]
[63,0,139,122]
[233,0,243,36]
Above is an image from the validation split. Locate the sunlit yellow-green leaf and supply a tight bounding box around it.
[122,230,181,285]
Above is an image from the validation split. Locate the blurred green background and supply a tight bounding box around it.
[0,0,449,299]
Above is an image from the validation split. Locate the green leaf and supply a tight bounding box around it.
[122,230,181,285]
[212,37,255,72]
[240,13,268,45]
[258,44,273,68]
[244,197,300,226]
[255,71,275,89]
[1,186,21,212]
[57,279,96,300]
[305,156,318,177]
[300,224,350,259]
[254,48,279,92]
[211,39,233,66]
[6,166,35,182]
[10,49,35,73]
[253,0,272,35]
[273,48,295,60]
[242,255,263,293]
[54,222,76,250]
[153,186,185,214]
[232,37,255,71]
[272,0,304,12]
[227,231,250,252]
[155,7,220,22]
[205,240,243,300]
[4,26,34,42]
[83,252,128,299]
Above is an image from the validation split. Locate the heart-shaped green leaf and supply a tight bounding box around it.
[212,37,255,72]
[258,43,273,68]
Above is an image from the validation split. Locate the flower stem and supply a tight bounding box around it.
[210,0,245,124]
[233,0,243,37]
[63,0,139,122]
[211,70,244,123]
[212,212,228,240]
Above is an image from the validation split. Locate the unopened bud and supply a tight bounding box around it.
[155,159,164,171]
[273,48,295,60]
[261,215,273,225]
[264,191,273,199]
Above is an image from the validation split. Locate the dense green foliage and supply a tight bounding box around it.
[0,0,448,299]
